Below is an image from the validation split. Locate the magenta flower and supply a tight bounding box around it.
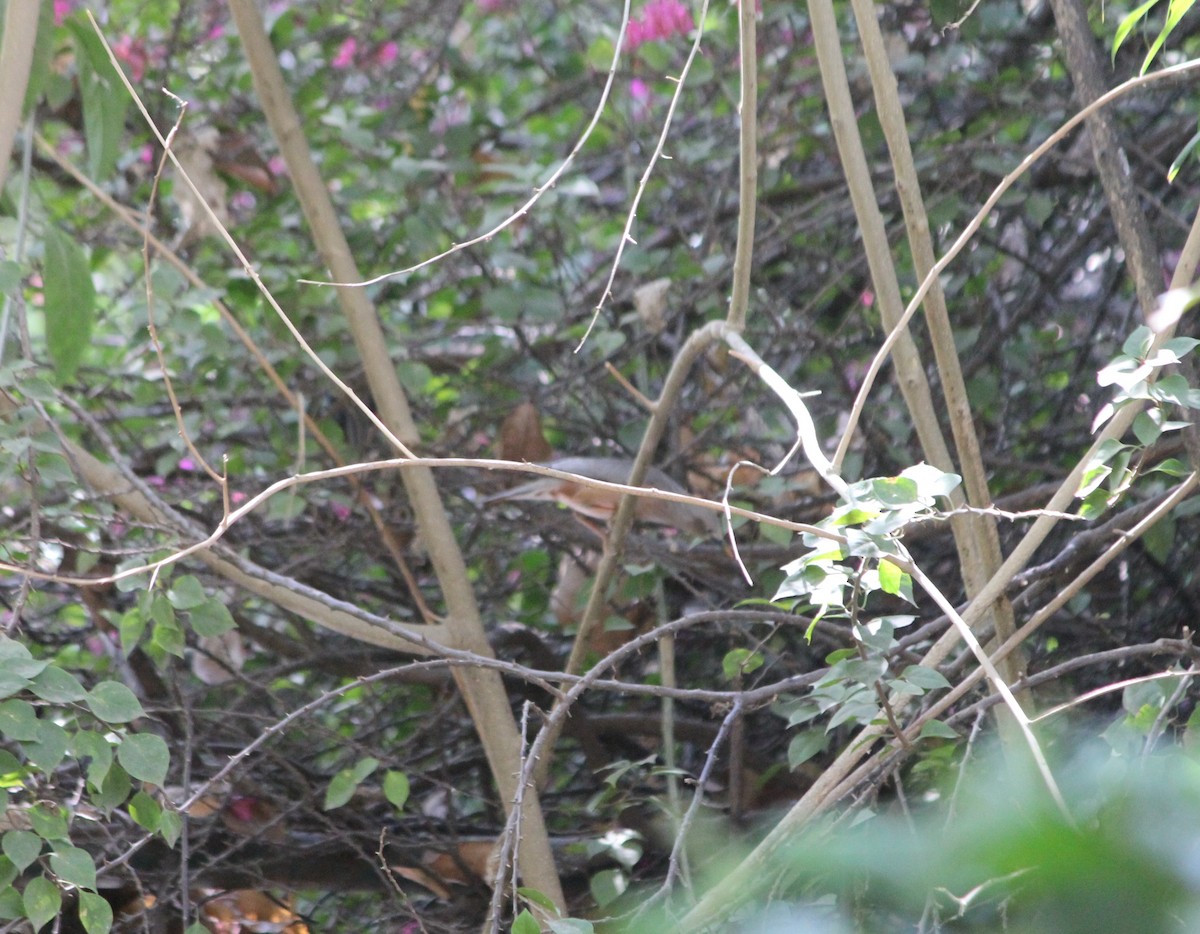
[53,0,74,26]
[376,41,399,66]
[625,0,693,51]
[112,34,147,82]
[332,37,357,69]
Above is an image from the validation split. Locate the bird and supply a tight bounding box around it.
[483,456,722,537]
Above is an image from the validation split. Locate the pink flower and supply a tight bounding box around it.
[178,458,196,472]
[112,34,147,82]
[54,1,74,26]
[375,41,399,66]
[332,37,357,69]
[626,0,693,51]
[206,23,225,41]
[330,502,352,522]
[478,0,513,11]
[230,491,248,505]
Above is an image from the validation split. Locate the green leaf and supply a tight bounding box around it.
[518,886,560,914]
[41,227,96,383]
[67,20,130,181]
[158,809,182,848]
[721,648,764,681]
[167,575,207,610]
[73,731,114,790]
[117,607,148,656]
[78,890,114,934]
[90,762,132,812]
[350,756,379,783]
[1132,409,1163,447]
[512,909,541,934]
[28,803,69,842]
[25,720,69,771]
[588,868,627,907]
[324,770,359,811]
[118,733,170,785]
[877,558,905,597]
[0,884,21,920]
[128,791,162,833]
[0,700,39,741]
[149,591,176,627]
[152,620,186,658]
[919,719,959,740]
[86,682,145,723]
[383,771,410,811]
[1142,513,1175,564]
[1139,0,1195,73]
[872,475,919,507]
[787,729,829,769]
[1168,128,1200,183]
[898,665,953,691]
[49,845,97,890]
[22,875,61,932]
[0,671,32,702]
[188,599,236,637]
[20,2,56,114]
[2,831,42,872]
[30,666,87,704]
[1112,0,1161,59]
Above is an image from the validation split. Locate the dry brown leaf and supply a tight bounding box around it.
[633,277,672,334]
[199,889,308,934]
[424,839,498,886]
[497,401,552,462]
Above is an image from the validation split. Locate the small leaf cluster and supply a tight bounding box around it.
[771,465,963,767]
[0,638,173,934]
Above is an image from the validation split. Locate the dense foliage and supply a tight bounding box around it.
[2,0,1200,931]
